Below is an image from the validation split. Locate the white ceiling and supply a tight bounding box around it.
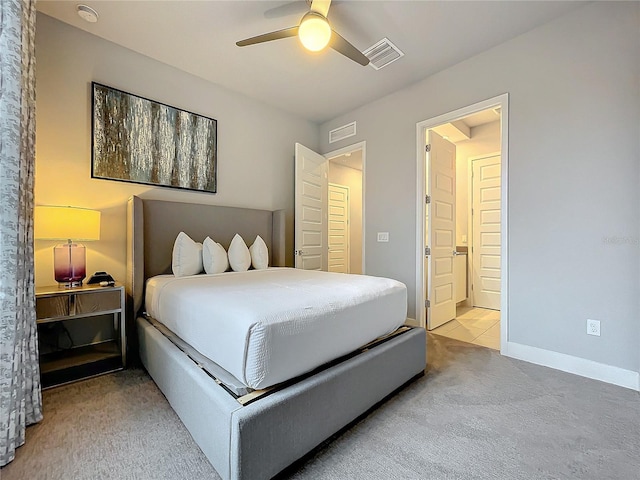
[37,1,585,124]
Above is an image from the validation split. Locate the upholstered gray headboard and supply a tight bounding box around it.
[126,195,286,348]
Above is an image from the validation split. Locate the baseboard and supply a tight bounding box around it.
[504,341,640,391]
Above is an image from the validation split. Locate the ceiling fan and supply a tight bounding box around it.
[236,0,370,66]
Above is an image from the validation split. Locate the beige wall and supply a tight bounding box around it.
[34,14,318,287]
[328,162,363,274]
[454,120,501,246]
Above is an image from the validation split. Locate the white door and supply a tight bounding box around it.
[328,183,350,273]
[472,155,501,310]
[426,131,456,330]
[294,143,328,271]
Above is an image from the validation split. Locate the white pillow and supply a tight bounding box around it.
[249,235,269,270]
[202,237,229,274]
[228,234,251,272]
[172,232,203,277]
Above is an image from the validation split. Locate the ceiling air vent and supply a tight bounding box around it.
[329,121,356,144]
[363,38,404,70]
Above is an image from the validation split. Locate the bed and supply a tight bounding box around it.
[126,195,426,480]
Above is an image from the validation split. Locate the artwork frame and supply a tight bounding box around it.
[91,82,217,193]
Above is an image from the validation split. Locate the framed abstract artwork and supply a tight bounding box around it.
[91,82,217,193]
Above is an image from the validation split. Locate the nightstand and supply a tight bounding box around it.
[36,283,126,388]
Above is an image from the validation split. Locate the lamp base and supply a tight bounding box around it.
[54,242,86,287]
[58,280,84,289]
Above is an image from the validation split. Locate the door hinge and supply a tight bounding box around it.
[425,246,431,256]
[425,144,431,153]
[425,299,431,308]
[425,195,431,204]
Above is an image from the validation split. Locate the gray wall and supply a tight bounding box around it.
[319,3,640,372]
[35,14,318,286]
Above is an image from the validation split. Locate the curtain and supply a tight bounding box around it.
[0,0,42,467]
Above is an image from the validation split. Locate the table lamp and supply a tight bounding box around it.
[35,206,101,287]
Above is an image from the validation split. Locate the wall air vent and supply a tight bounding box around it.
[329,121,356,144]
[363,38,404,70]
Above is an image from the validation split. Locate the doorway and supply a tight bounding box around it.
[327,146,364,274]
[294,142,365,274]
[416,94,508,351]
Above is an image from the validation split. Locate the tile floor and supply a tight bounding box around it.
[431,306,500,350]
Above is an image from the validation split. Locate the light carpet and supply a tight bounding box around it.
[2,334,639,480]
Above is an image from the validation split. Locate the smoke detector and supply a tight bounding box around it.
[77,5,99,23]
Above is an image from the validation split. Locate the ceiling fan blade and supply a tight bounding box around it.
[310,0,331,18]
[329,30,370,66]
[236,26,299,47]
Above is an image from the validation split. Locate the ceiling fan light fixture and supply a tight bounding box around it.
[298,12,332,52]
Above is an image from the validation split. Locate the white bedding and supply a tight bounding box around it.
[145,268,407,389]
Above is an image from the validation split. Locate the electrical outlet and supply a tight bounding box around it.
[377,232,389,242]
[586,319,600,336]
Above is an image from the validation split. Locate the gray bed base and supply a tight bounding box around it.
[126,195,427,480]
[138,316,426,480]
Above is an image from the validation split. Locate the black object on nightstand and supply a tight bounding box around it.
[35,283,126,388]
[86,271,115,285]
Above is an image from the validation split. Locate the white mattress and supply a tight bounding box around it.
[145,268,407,389]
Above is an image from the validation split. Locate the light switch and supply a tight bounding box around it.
[377,232,389,242]
[462,234,467,244]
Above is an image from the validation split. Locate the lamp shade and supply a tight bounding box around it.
[35,206,101,241]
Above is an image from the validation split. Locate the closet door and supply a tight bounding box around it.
[472,155,501,310]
